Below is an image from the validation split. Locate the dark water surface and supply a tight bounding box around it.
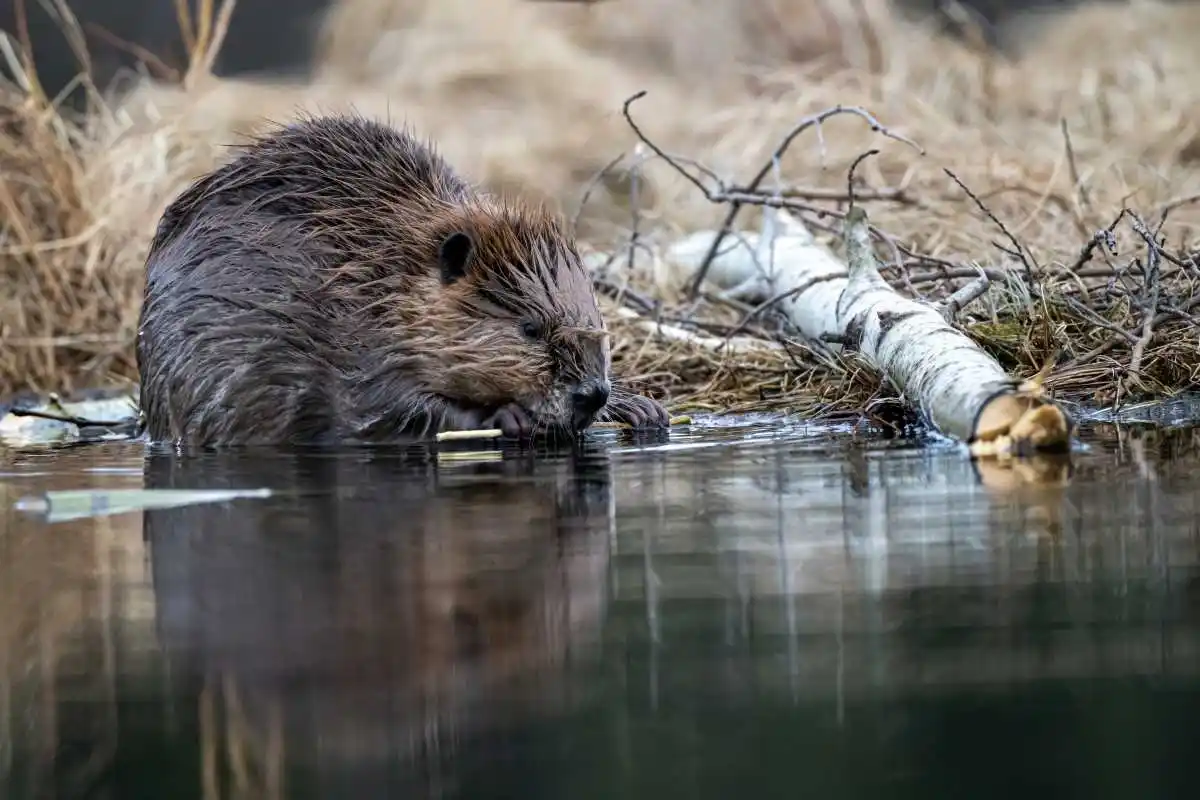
[3,416,1200,799]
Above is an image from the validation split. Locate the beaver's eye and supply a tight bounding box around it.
[520,319,543,340]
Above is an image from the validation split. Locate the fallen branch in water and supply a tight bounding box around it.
[665,199,1074,456]
[836,205,1072,455]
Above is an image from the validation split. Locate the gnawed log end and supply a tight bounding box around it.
[967,388,1074,460]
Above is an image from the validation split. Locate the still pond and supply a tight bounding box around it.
[2,413,1199,799]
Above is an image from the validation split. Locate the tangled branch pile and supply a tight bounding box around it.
[2,0,1199,419]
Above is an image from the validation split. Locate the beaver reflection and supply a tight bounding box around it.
[141,444,612,790]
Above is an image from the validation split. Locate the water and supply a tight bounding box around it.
[2,416,1200,799]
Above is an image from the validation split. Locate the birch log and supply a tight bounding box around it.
[664,207,1073,457]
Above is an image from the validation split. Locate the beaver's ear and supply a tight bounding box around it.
[438,231,474,285]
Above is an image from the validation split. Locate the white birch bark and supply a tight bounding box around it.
[835,206,1027,441]
[662,207,1071,450]
[666,208,846,343]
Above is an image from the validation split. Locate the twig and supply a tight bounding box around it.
[1125,210,1164,386]
[1069,209,1126,272]
[594,277,657,315]
[659,314,774,340]
[571,151,627,230]
[11,0,46,103]
[895,263,1120,287]
[766,185,912,203]
[711,190,883,215]
[83,23,180,83]
[626,145,647,280]
[7,407,129,428]
[1059,284,1200,370]
[1060,117,1092,212]
[724,274,847,342]
[936,267,991,321]
[1159,303,1200,327]
[435,428,503,442]
[618,91,924,301]
[722,195,906,274]
[1061,296,1138,344]
[1153,192,1200,218]
[174,0,196,53]
[846,149,879,209]
[183,0,237,89]
[943,167,1039,280]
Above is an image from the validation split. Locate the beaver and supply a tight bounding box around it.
[135,114,670,446]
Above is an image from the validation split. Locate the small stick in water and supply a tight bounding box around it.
[435,428,504,442]
[8,407,129,428]
[436,416,692,440]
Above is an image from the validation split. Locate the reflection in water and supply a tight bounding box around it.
[2,420,1200,798]
[144,444,614,798]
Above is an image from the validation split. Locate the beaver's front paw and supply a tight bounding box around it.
[483,402,536,439]
[597,390,670,429]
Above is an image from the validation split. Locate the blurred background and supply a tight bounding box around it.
[0,0,1163,100]
[0,1,1086,98]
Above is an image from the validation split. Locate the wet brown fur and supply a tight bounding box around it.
[135,113,668,446]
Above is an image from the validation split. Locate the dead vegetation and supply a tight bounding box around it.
[2,0,1200,419]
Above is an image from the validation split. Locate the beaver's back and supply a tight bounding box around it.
[137,115,476,446]
[149,115,474,255]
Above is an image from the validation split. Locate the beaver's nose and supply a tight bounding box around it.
[571,379,611,429]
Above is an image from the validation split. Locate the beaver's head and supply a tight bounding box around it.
[413,202,611,433]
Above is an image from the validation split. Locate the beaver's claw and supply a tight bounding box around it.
[484,402,536,439]
[596,389,670,429]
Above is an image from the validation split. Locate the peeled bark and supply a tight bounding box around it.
[665,207,1073,457]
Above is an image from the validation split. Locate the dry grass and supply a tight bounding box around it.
[2,0,1200,418]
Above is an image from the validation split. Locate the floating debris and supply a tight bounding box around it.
[435,428,504,442]
[12,487,273,524]
[0,391,139,448]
